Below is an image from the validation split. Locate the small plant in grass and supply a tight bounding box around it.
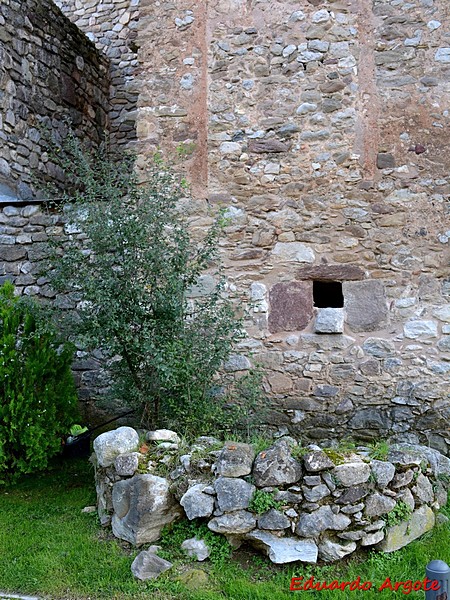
[383,500,413,528]
[0,281,79,482]
[248,489,283,515]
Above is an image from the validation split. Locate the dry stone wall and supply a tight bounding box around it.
[93,427,450,564]
[54,0,140,146]
[0,0,449,446]
[0,0,109,200]
[133,0,450,451]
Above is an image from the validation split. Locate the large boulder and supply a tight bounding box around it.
[93,427,140,467]
[112,474,181,545]
[253,440,302,487]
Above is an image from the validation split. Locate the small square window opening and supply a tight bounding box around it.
[313,281,343,308]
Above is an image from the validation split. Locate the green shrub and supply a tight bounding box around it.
[45,131,250,436]
[0,282,79,482]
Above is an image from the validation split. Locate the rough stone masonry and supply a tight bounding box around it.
[0,0,449,449]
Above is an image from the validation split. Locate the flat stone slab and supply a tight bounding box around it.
[377,506,435,553]
[246,530,318,564]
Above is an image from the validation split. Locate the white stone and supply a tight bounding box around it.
[289,10,305,22]
[223,206,246,222]
[333,462,371,486]
[403,320,438,339]
[131,551,172,581]
[220,142,241,154]
[338,56,357,69]
[329,42,350,58]
[298,50,323,63]
[308,40,329,53]
[93,427,139,467]
[180,484,215,520]
[181,537,210,561]
[395,297,416,308]
[296,103,317,114]
[427,20,441,31]
[180,73,194,90]
[433,306,450,323]
[312,9,330,23]
[319,538,357,562]
[146,429,181,444]
[264,162,280,174]
[314,308,345,334]
[435,48,450,63]
[119,11,130,24]
[272,242,314,263]
[246,530,318,564]
[250,282,266,301]
[282,44,297,57]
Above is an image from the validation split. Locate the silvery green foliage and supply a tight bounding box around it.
[48,133,243,435]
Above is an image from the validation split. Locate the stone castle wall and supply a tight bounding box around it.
[54,0,140,146]
[0,0,449,448]
[131,0,450,451]
[0,0,109,200]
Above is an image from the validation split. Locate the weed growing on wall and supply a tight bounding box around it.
[248,489,283,515]
[0,282,78,482]
[383,501,413,528]
[45,131,250,435]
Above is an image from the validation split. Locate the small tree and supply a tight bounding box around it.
[48,134,243,435]
[0,282,78,482]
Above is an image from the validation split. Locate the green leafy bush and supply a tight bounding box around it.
[45,132,248,436]
[0,282,79,482]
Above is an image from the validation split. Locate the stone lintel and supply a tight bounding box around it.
[296,265,365,281]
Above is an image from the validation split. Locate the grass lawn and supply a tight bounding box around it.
[0,457,449,599]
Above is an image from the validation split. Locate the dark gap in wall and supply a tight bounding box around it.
[313,281,343,308]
